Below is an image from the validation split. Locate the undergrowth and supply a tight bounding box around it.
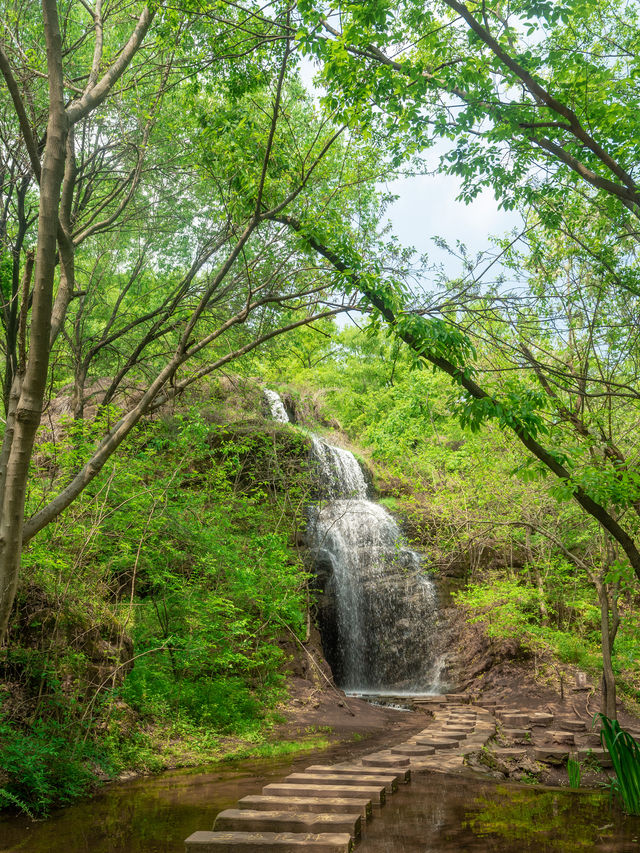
[0,400,314,815]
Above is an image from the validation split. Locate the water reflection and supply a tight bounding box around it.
[1,759,639,853]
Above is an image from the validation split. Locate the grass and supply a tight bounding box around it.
[567,755,581,789]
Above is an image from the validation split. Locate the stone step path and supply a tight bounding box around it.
[477,699,619,777]
[184,694,497,851]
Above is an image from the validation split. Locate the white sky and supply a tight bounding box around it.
[299,58,522,285]
[384,170,521,280]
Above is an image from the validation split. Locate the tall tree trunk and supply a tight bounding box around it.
[0,0,68,642]
[597,582,617,719]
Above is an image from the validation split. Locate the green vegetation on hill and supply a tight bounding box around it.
[0,392,316,815]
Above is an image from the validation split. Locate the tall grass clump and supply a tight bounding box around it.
[595,713,640,814]
[567,754,581,789]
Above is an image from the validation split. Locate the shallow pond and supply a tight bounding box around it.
[1,749,639,852]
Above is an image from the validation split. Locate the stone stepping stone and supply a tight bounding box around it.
[414,738,458,750]
[503,728,530,740]
[361,754,410,770]
[263,783,385,806]
[529,712,554,726]
[437,728,469,737]
[390,744,437,757]
[446,693,470,702]
[557,718,587,732]
[577,747,613,768]
[214,809,362,838]
[500,713,530,727]
[306,764,410,784]
[213,809,362,838]
[238,795,372,820]
[534,747,570,765]
[284,773,397,794]
[492,747,527,759]
[185,830,353,851]
[547,730,576,746]
[412,695,447,705]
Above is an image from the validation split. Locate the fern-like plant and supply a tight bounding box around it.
[595,713,640,814]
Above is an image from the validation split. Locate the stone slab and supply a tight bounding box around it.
[284,773,397,794]
[308,764,410,784]
[361,754,410,771]
[185,830,352,851]
[263,783,384,806]
[548,730,576,746]
[557,718,587,732]
[534,747,570,765]
[414,738,456,750]
[213,809,362,838]
[500,713,530,727]
[578,748,613,768]
[238,796,372,820]
[503,728,530,739]
[390,744,438,757]
[492,747,527,759]
[529,713,554,726]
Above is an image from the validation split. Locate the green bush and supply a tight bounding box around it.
[0,713,100,815]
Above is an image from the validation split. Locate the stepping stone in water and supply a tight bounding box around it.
[361,754,410,770]
[238,796,373,820]
[263,783,385,806]
[213,809,362,838]
[185,830,353,851]
[305,765,410,784]
[284,773,398,794]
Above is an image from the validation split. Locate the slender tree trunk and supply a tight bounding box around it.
[597,581,617,719]
[0,0,68,642]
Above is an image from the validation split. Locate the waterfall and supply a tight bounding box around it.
[263,388,290,423]
[263,389,441,694]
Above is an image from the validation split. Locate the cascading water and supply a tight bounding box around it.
[263,388,290,423]
[264,389,442,694]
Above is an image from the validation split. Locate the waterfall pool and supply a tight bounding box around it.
[1,755,638,852]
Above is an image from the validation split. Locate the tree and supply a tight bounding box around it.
[0,1,390,640]
[0,0,156,639]
[287,1,640,579]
